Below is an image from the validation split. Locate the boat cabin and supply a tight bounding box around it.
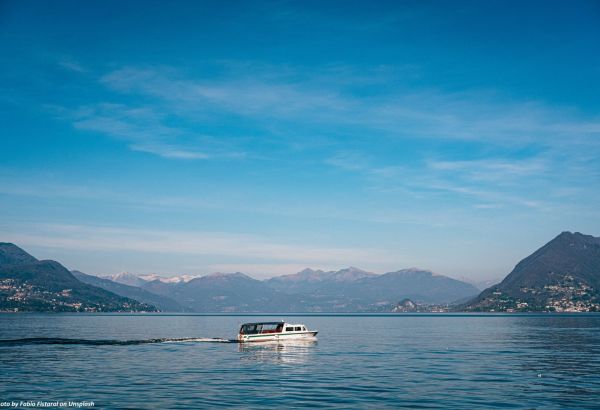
[238,321,308,335]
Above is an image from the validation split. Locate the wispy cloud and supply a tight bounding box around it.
[70,103,212,160]
[325,151,371,171]
[154,67,596,149]
[0,172,454,229]
[57,57,86,73]
[1,223,399,273]
[426,157,549,182]
[59,63,600,166]
[428,158,545,174]
[129,143,208,159]
[100,66,354,124]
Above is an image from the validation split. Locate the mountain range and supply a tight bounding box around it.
[102,272,202,286]
[0,243,157,312]
[90,266,480,312]
[2,231,598,313]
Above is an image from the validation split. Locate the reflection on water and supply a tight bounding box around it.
[238,340,318,365]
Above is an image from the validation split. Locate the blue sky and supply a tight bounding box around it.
[1,0,599,280]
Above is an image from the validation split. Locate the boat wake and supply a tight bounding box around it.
[0,337,236,346]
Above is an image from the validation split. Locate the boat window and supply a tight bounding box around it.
[285,327,293,332]
[295,326,301,331]
[241,324,260,335]
[302,326,306,331]
[260,323,281,334]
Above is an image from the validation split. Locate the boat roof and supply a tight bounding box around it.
[240,321,284,326]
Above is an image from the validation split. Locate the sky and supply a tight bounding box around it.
[1,0,599,281]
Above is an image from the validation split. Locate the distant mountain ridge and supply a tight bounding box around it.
[352,268,480,304]
[72,270,183,312]
[153,272,300,312]
[93,266,480,312]
[271,267,376,283]
[103,272,202,285]
[266,267,377,295]
[267,267,479,305]
[101,272,148,287]
[464,232,600,312]
[0,243,157,312]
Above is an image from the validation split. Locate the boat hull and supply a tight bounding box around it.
[238,331,318,343]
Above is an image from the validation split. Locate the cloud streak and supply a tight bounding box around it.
[56,63,600,174]
[70,103,212,160]
[2,223,399,272]
[100,65,600,144]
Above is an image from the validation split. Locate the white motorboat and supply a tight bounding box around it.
[237,321,318,343]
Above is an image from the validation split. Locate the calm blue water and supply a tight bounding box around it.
[1,314,600,409]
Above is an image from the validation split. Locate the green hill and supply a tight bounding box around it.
[0,243,157,312]
[463,232,600,312]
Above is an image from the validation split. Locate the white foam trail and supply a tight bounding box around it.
[161,337,235,343]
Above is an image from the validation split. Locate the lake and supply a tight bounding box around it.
[1,313,599,409]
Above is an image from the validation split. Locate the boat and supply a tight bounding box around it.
[237,321,318,343]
